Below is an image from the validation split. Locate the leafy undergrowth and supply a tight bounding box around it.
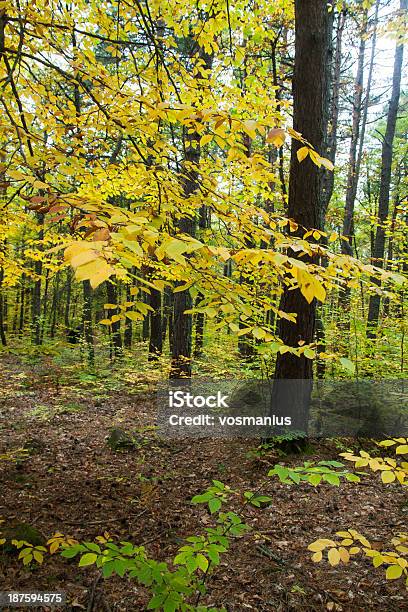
[0,354,407,611]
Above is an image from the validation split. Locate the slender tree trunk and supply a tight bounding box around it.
[64,268,72,329]
[320,9,346,218]
[0,267,7,346]
[367,2,405,337]
[18,275,26,336]
[124,282,133,349]
[40,267,50,342]
[82,279,95,367]
[341,10,368,257]
[148,288,162,360]
[106,280,123,358]
[50,272,59,339]
[31,212,44,345]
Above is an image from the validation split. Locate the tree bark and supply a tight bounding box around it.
[274,0,332,383]
[341,10,368,257]
[106,280,123,358]
[148,288,162,360]
[367,0,405,338]
[82,279,95,367]
[170,45,213,378]
[31,212,44,345]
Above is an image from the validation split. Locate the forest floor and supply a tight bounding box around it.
[0,352,407,612]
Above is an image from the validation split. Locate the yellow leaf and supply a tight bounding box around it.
[200,134,213,146]
[386,564,403,580]
[33,550,43,564]
[242,119,257,139]
[266,127,286,147]
[381,470,396,484]
[311,551,322,562]
[338,547,350,563]
[126,311,143,321]
[104,304,117,310]
[71,250,99,269]
[99,319,112,326]
[327,547,341,566]
[296,146,309,162]
[395,445,408,454]
[32,180,49,189]
[319,156,334,171]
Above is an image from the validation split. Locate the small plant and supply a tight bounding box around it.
[268,460,360,486]
[307,439,408,590]
[308,530,408,587]
[12,540,47,565]
[59,483,250,611]
[340,437,408,484]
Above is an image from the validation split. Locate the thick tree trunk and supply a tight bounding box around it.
[274,0,332,382]
[170,147,197,377]
[170,46,213,378]
[367,1,405,338]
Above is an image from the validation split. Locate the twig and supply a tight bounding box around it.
[86,575,101,612]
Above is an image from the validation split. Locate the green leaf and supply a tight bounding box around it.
[191,493,212,504]
[186,556,198,574]
[79,553,98,567]
[196,553,209,572]
[323,473,340,486]
[85,542,101,553]
[308,474,322,487]
[209,497,222,514]
[147,592,166,610]
[339,357,355,373]
[113,559,128,577]
[345,473,360,482]
[102,561,116,578]
[61,546,82,558]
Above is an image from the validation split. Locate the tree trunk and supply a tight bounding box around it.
[82,279,95,367]
[170,45,213,378]
[0,267,7,346]
[341,10,368,257]
[106,280,123,358]
[124,282,133,349]
[31,212,44,345]
[148,288,162,360]
[320,9,346,218]
[274,0,332,383]
[367,1,405,338]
